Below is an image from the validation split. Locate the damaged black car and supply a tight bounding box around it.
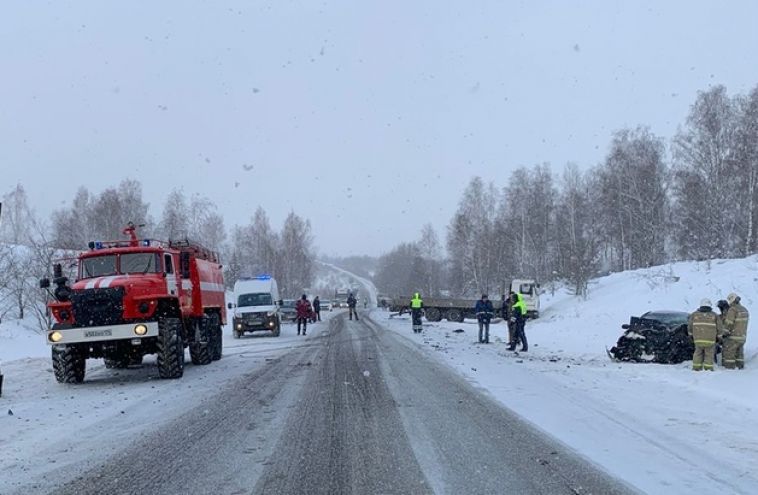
[608,310,694,364]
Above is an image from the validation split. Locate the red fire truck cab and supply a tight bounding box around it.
[41,224,226,382]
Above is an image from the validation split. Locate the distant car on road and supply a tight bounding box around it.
[280,299,298,322]
[608,310,693,364]
[320,300,333,312]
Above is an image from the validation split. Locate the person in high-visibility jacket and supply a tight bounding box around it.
[410,293,423,333]
[507,292,528,351]
[722,293,749,369]
[688,299,722,371]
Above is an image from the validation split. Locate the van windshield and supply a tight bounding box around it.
[238,293,273,307]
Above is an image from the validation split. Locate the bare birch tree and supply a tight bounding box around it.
[555,164,602,296]
[597,127,668,270]
[672,85,739,259]
[731,85,758,255]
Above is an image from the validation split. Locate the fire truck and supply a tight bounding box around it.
[40,223,226,382]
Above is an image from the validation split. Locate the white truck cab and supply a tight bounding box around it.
[228,276,281,337]
[511,279,540,318]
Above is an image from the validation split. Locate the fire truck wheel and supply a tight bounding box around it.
[190,319,212,365]
[52,345,86,383]
[157,317,185,379]
[209,313,222,361]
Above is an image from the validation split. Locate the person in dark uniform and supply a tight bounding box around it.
[313,296,322,322]
[475,294,494,343]
[347,292,359,321]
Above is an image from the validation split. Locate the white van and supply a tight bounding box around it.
[228,276,281,338]
[511,279,540,318]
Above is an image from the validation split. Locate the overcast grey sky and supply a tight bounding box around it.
[2,1,758,256]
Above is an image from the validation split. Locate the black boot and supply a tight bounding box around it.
[516,326,528,352]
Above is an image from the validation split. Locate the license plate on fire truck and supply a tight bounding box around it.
[84,329,112,338]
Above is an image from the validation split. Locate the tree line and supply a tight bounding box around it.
[0,182,315,329]
[374,83,758,298]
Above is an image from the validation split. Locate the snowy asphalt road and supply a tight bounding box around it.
[51,313,634,495]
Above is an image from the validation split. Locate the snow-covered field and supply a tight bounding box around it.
[0,313,335,493]
[375,256,758,494]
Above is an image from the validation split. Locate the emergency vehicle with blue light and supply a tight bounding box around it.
[40,223,226,382]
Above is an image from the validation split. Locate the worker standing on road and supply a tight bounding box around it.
[475,294,494,343]
[687,299,722,371]
[347,292,359,321]
[313,296,322,322]
[503,291,518,349]
[507,292,528,352]
[410,292,423,333]
[722,293,749,369]
[296,294,312,336]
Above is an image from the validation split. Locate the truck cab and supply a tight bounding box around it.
[229,276,281,338]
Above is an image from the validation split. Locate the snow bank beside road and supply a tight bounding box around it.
[375,256,758,494]
[0,319,49,363]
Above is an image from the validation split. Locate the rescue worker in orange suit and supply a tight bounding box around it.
[721,292,749,369]
[687,298,722,371]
